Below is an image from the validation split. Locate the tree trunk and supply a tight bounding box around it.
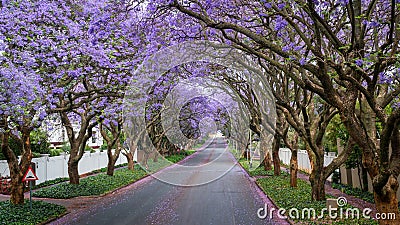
[373,175,400,225]
[153,152,158,162]
[106,144,120,176]
[9,164,25,204]
[272,135,281,176]
[309,165,326,201]
[289,133,298,187]
[106,159,116,176]
[290,149,298,187]
[126,152,135,171]
[10,181,24,204]
[68,158,80,184]
[1,121,33,205]
[261,152,272,170]
[361,166,369,192]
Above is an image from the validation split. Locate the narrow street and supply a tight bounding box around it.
[51,138,274,225]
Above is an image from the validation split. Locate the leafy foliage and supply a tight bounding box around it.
[30,129,50,155]
[32,177,69,190]
[0,200,66,225]
[60,143,71,154]
[32,163,129,190]
[49,149,64,157]
[32,167,147,199]
[331,183,375,204]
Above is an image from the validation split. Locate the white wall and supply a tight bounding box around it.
[278,148,336,181]
[0,150,133,184]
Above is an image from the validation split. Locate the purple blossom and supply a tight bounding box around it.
[282,45,291,52]
[338,0,349,6]
[299,58,306,66]
[275,16,287,31]
[355,59,363,67]
[277,3,286,10]
[370,21,380,27]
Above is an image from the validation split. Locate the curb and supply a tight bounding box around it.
[235,159,292,225]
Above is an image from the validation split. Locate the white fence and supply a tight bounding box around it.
[278,148,336,181]
[0,151,132,184]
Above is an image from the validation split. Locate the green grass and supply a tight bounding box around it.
[238,158,286,176]
[237,157,377,224]
[32,163,129,190]
[165,150,196,163]
[257,175,378,225]
[32,166,147,199]
[144,150,197,172]
[0,200,66,225]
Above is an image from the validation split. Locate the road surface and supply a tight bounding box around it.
[52,138,274,225]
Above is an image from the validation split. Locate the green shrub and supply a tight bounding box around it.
[85,145,92,152]
[61,143,70,153]
[32,152,41,158]
[33,167,147,199]
[49,148,63,157]
[0,200,66,225]
[30,129,50,155]
[100,144,108,151]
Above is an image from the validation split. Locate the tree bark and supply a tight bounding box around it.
[361,166,369,192]
[9,162,25,204]
[9,179,24,204]
[1,118,33,204]
[272,135,281,176]
[290,148,298,188]
[153,152,158,162]
[310,173,326,201]
[373,175,400,225]
[289,133,298,187]
[106,158,117,176]
[68,157,80,184]
[259,148,272,171]
[106,142,121,176]
[125,152,135,171]
[309,160,326,201]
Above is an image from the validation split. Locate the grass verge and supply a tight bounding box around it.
[32,151,196,199]
[0,200,66,225]
[257,176,378,224]
[331,183,375,204]
[238,158,377,225]
[32,163,128,190]
[32,166,147,199]
[165,150,196,163]
[238,158,286,176]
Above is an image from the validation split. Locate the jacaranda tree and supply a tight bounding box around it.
[135,0,400,223]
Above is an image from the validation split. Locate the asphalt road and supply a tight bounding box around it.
[54,138,274,225]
